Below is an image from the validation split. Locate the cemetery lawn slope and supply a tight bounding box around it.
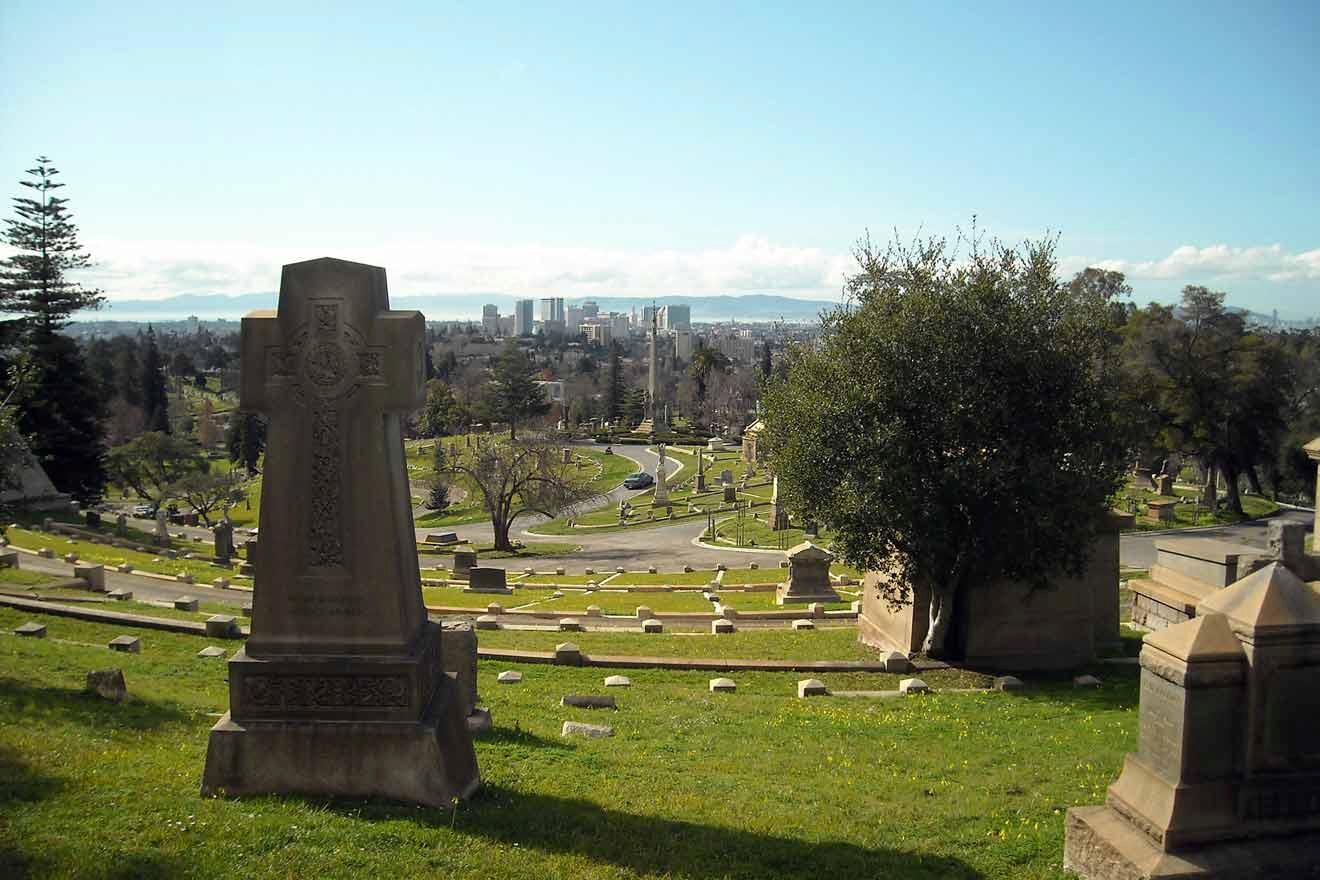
[0,606,1138,880]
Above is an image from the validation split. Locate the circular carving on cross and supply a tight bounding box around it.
[304,341,348,390]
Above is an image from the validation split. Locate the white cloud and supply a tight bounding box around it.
[62,235,857,301]
[1064,243,1320,284]
[5,235,1313,303]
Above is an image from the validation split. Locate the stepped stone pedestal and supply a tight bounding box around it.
[1064,559,1320,879]
[200,258,479,808]
[776,541,840,605]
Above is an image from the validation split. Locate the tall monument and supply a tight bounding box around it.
[636,304,667,434]
[201,258,479,806]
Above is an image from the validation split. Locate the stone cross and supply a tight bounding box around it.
[203,257,478,808]
[238,257,427,657]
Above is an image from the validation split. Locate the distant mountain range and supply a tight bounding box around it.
[82,292,839,324]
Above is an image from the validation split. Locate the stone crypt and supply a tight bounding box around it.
[201,258,480,806]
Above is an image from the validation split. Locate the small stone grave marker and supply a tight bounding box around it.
[797,678,829,698]
[15,621,46,638]
[108,635,141,654]
[174,596,199,612]
[709,677,736,693]
[604,675,631,688]
[898,678,929,694]
[85,669,128,702]
[496,670,522,684]
[562,721,613,738]
[197,646,228,659]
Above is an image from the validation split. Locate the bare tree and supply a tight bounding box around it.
[444,434,598,550]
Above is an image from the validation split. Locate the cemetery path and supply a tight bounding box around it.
[1119,508,1313,569]
[435,443,784,570]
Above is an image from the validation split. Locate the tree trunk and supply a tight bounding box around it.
[492,518,513,551]
[922,583,957,658]
[1202,461,1218,514]
[1246,465,1263,496]
[1220,459,1244,516]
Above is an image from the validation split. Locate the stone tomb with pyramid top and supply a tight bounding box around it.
[200,257,479,807]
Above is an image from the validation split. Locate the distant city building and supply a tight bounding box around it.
[515,299,534,336]
[673,329,694,362]
[609,312,630,340]
[498,315,515,337]
[566,305,584,333]
[642,305,658,328]
[582,321,611,348]
[581,300,599,319]
[714,334,755,364]
[659,304,690,331]
[481,303,500,337]
[536,379,564,403]
[187,315,200,334]
[540,297,565,324]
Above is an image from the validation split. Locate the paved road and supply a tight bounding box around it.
[1118,508,1313,569]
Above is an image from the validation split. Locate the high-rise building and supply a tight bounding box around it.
[540,297,565,324]
[582,322,611,348]
[642,305,658,328]
[659,304,690,331]
[481,304,500,337]
[566,306,584,333]
[609,312,630,340]
[581,300,599,319]
[515,299,534,336]
[673,329,694,362]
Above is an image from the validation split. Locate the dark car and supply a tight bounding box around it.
[622,472,655,490]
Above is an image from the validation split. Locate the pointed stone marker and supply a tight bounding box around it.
[496,670,522,684]
[198,646,228,658]
[898,678,929,694]
[642,619,664,633]
[15,621,46,638]
[797,678,829,698]
[200,257,478,808]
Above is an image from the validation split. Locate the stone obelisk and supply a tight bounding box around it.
[201,257,479,807]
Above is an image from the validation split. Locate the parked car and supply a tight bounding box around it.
[622,472,655,490]
[132,504,156,517]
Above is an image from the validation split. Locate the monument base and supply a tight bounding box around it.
[200,676,480,808]
[1064,806,1320,880]
[776,584,840,606]
[462,586,514,595]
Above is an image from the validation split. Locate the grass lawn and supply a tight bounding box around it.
[0,606,1137,879]
[523,590,716,615]
[606,570,717,587]
[514,574,602,587]
[8,588,246,624]
[478,626,888,661]
[422,587,561,610]
[719,567,785,585]
[2,529,248,586]
[0,567,63,588]
[1117,486,1279,531]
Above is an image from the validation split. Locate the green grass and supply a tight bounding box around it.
[606,570,717,587]
[13,590,247,624]
[1117,486,1279,531]
[0,605,1138,879]
[514,574,602,587]
[423,587,561,610]
[478,626,885,661]
[3,529,249,586]
[0,567,63,587]
[719,567,785,585]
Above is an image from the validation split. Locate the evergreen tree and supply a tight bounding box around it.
[225,413,267,475]
[0,157,105,342]
[425,443,451,511]
[17,329,108,503]
[141,326,170,433]
[760,339,772,378]
[606,342,626,420]
[484,340,549,439]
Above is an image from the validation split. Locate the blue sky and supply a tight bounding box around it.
[1,1,1317,316]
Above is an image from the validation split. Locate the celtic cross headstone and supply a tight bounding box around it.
[201,258,479,806]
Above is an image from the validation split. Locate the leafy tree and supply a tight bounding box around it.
[225,413,266,475]
[196,398,217,449]
[0,359,36,499]
[106,432,207,507]
[418,379,461,437]
[761,231,1127,658]
[442,435,597,550]
[621,386,646,427]
[484,340,550,439]
[141,327,170,433]
[0,157,105,341]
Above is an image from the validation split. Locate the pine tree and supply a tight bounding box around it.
[17,330,108,503]
[0,157,104,342]
[484,340,549,440]
[606,342,625,421]
[226,413,266,475]
[141,326,170,433]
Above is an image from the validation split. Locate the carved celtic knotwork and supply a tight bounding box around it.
[304,341,347,388]
[315,303,338,335]
[309,407,344,565]
[357,351,382,376]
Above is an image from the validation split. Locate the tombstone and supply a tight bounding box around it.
[707,436,726,452]
[153,509,169,546]
[720,468,733,485]
[653,445,669,505]
[1144,498,1177,523]
[200,257,479,808]
[115,513,128,537]
[452,548,478,580]
[213,520,234,563]
[561,447,572,464]
[723,485,737,503]
[1064,561,1320,878]
[770,475,789,531]
[776,542,840,605]
[465,567,512,595]
[1306,436,1320,543]
[1128,534,1267,631]
[1154,472,1174,497]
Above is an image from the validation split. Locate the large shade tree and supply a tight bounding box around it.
[483,341,550,439]
[761,231,1128,658]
